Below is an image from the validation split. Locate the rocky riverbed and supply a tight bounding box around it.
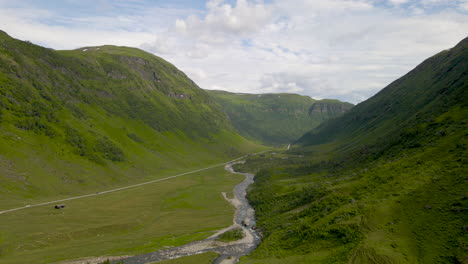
[113,162,261,264]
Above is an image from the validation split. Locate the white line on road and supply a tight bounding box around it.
[0,151,267,215]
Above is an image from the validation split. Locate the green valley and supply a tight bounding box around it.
[1,166,244,263]
[0,30,263,208]
[0,27,466,264]
[207,90,353,145]
[0,31,265,263]
[1,1,467,263]
[235,37,468,263]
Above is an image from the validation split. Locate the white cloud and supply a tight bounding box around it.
[0,4,196,49]
[151,0,467,103]
[184,68,208,80]
[388,0,410,6]
[459,0,468,10]
[175,19,187,32]
[199,0,272,34]
[166,0,273,51]
[420,0,453,6]
[0,0,467,104]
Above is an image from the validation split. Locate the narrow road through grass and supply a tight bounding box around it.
[0,151,267,215]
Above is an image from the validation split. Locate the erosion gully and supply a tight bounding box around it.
[113,162,261,264]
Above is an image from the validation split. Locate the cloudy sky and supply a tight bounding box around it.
[1,0,467,103]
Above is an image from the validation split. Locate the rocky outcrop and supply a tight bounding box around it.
[167,92,192,99]
[119,56,161,82]
[107,70,127,80]
[308,101,353,114]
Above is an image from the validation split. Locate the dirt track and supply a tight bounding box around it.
[0,152,266,216]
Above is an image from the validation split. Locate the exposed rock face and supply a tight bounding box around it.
[119,56,161,82]
[308,101,353,114]
[167,92,192,99]
[120,56,147,65]
[107,70,127,80]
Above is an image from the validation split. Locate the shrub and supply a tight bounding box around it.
[127,133,143,143]
[217,228,244,242]
[65,126,87,155]
[94,137,125,162]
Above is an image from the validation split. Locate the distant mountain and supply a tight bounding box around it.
[237,37,467,263]
[0,30,259,206]
[206,90,353,145]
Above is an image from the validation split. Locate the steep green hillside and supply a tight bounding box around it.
[0,30,261,208]
[297,37,467,150]
[0,31,267,264]
[207,90,353,145]
[236,37,467,263]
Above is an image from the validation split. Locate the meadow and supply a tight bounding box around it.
[0,166,244,264]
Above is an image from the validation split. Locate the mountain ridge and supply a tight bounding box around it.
[296,36,467,150]
[0,30,261,208]
[207,90,353,145]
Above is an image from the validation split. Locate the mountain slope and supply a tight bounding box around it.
[236,37,467,263]
[207,90,353,145]
[296,37,467,150]
[0,30,260,208]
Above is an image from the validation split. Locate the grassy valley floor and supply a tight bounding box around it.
[0,165,251,263]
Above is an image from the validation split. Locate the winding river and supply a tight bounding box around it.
[114,162,261,264]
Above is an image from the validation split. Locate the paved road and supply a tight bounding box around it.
[0,151,267,215]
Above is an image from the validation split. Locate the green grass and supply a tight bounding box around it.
[0,30,270,264]
[207,90,352,145]
[0,30,266,210]
[0,167,245,264]
[237,37,468,263]
[0,120,263,209]
[239,119,467,263]
[297,37,467,150]
[216,227,245,242]
[150,252,219,264]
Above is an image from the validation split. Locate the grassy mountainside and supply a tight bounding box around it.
[297,37,467,150]
[0,31,266,263]
[236,37,467,263]
[0,30,261,207]
[207,90,353,145]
